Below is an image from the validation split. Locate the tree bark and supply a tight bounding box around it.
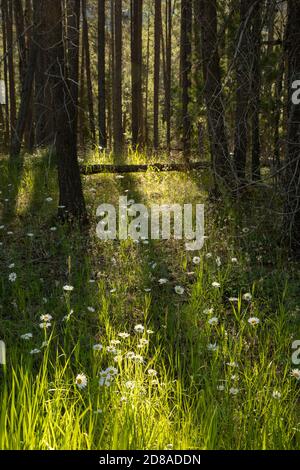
[113,0,123,156]
[180,0,192,159]
[284,0,300,253]
[197,0,231,190]
[131,0,143,149]
[98,0,107,149]
[46,0,87,223]
[153,0,161,151]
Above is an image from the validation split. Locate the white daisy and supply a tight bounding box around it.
[208,317,219,326]
[174,286,184,295]
[20,333,33,340]
[212,281,220,288]
[134,324,144,333]
[193,256,201,265]
[290,369,300,380]
[8,272,17,282]
[63,285,74,292]
[75,373,88,390]
[248,317,260,326]
[40,314,53,322]
[243,293,252,301]
[93,344,103,351]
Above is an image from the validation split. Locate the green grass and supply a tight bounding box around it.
[0,151,300,450]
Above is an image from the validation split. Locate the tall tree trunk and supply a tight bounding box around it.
[98,0,107,149]
[67,0,80,153]
[144,7,150,147]
[1,0,10,144]
[153,0,161,151]
[180,0,192,159]
[197,0,230,190]
[10,0,39,158]
[131,0,143,149]
[46,0,87,223]
[251,0,261,181]
[5,0,17,139]
[284,0,300,253]
[82,0,96,144]
[113,0,123,156]
[234,0,255,180]
[165,0,172,151]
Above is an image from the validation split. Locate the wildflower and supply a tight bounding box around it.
[291,369,300,380]
[147,329,154,335]
[208,317,219,326]
[40,314,53,322]
[243,293,252,301]
[272,390,281,399]
[20,333,33,340]
[229,297,239,302]
[175,286,184,295]
[8,263,15,269]
[229,387,239,395]
[63,285,74,292]
[206,253,212,259]
[41,341,48,348]
[158,278,168,285]
[204,308,214,315]
[39,322,51,329]
[139,338,149,346]
[193,256,201,265]
[126,351,136,359]
[207,343,218,352]
[125,381,135,390]
[212,281,220,288]
[226,361,238,368]
[87,306,95,312]
[231,257,238,263]
[93,344,103,351]
[45,197,53,203]
[134,324,144,333]
[75,374,88,390]
[105,367,118,376]
[248,317,260,326]
[118,332,130,339]
[106,346,117,354]
[147,369,157,377]
[8,272,17,282]
[133,354,144,364]
[216,256,221,267]
[30,349,41,355]
[50,227,57,232]
[217,385,225,391]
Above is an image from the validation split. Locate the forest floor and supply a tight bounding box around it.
[0,149,300,450]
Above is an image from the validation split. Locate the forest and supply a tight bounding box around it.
[0,0,300,453]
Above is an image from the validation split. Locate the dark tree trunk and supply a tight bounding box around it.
[5,0,17,139]
[180,0,192,159]
[46,0,87,223]
[1,0,10,144]
[165,0,172,151]
[284,0,300,253]
[113,0,123,156]
[10,0,39,158]
[82,0,96,144]
[251,0,261,181]
[234,0,255,180]
[131,0,143,149]
[67,0,80,153]
[98,0,107,149]
[197,0,230,190]
[153,0,161,151]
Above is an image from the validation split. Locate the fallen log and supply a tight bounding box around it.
[80,161,210,175]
